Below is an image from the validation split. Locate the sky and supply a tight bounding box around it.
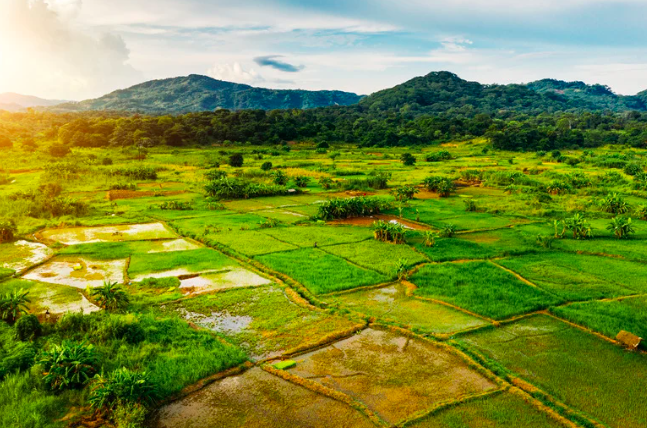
[1,0,647,101]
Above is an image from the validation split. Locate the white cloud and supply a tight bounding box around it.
[0,0,142,100]
[206,62,264,85]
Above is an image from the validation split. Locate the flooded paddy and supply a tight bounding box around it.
[0,240,53,272]
[179,268,271,293]
[152,367,375,428]
[286,328,497,424]
[327,283,489,334]
[146,238,201,253]
[40,222,176,245]
[23,257,126,288]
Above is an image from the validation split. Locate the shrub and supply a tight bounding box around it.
[102,157,113,166]
[49,144,70,158]
[111,166,158,180]
[607,216,635,240]
[400,153,416,166]
[423,230,437,247]
[155,200,192,211]
[319,177,333,189]
[40,341,96,390]
[90,368,159,411]
[317,197,391,220]
[294,176,310,188]
[205,169,227,181]
[389,185,418,202]
[90,281,130,312]
[464,199,477,212]
[0,220,17,243]
[0,289,30,324]
[600,193,629,214]
[15,314,41,341]
[624,163,643,176]
[373,220,406,244]
[563,214,593,240]
[425,150,452,162]
[228,153,244,167]
[636,204,647,220]
[422,176,455,197]
[260,162,273,171]
[272,170,288,185]
[439,224,457,238]
[535,235,554,249]
[204,177,289,200]
[396,259,408,280]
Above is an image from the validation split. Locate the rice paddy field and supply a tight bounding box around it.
[2,141,647,428]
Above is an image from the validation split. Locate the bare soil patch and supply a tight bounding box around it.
[24,257,126,289]
[41,223,176,245]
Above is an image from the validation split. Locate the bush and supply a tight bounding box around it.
[624,163,642,176]
[48,144,70,158]
[204,177,290,200]
[401,153,416,166]
[228,153,244,167]
[294,176,310,188]
[425,150,452,162]
[317,197,391,220]
[90,281,130,312]
[102,157,113,166]
[423,176,455,197]
[0,220,17,243]
[90,368,159,411]
[373,220,406,244]
[272,170,288,185]
[110,167,158,180]
[260,162,273,171]
[40,341,97,390]
[15,315,41,341]
[109,183,137,191]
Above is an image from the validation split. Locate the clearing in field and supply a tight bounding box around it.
[160,286,360,359]
[411,392,564,428]
[40,222,176,245]
[151,367,375,428]
[410,262,561,320]
[459,315,647,428]
[325,282,488,334]
[285,328,498,424]
[23,256,126,288]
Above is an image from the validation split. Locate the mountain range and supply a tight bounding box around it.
[50,75,363,113]
[4,72,647,115]
[0,93,67,112]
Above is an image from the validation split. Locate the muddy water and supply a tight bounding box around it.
[147,238,201,253]
[1,240,53,272]
[41,223,176,245]
[178,308,253,334]
[151,367,375,428]
[23,257,126,288]
[287,328,497,424]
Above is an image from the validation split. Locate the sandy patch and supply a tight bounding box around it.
[41,223,176,245]
[180,268,271,293]
[24,257,126,289]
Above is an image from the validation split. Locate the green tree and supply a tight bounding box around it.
[228,153,244,167]
[0,289,30,324]
[400,153,416,166]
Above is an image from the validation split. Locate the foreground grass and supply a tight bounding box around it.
[459,315,647,428]
[410,262,561,320]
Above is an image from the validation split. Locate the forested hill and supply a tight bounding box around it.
[359,71,647,115]
[527,79,647,112]
[51,75,364,113]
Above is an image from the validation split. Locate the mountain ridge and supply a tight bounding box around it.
[50,74,364,113]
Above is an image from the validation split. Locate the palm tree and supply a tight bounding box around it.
[0,289,30,324]
[90,281,130,311]
[564,214,592,240]
[607,216,635,240]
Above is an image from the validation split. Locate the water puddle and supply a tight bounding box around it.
[40,223,176,245]
[23,257,126,288]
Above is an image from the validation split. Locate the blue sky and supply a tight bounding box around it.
[2,0,647,99]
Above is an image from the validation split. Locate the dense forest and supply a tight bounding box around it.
[2,71,647,152]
